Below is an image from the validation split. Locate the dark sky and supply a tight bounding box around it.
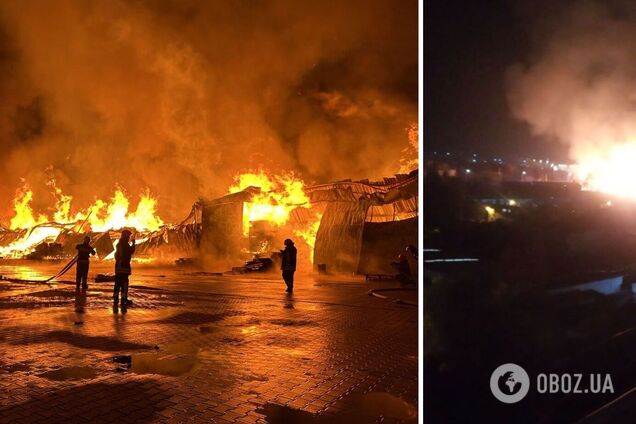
[424,0,568,160]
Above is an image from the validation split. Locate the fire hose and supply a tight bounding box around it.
[43,255,79,282]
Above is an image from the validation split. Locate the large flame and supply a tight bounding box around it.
[1,182,164,258]
[228,170,323,263]
[228,171,312,237]
[7,183,164,233]
[9,184,48,229]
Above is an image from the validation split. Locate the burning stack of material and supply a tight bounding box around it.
[24,242,64,260]
[231,256,275,274]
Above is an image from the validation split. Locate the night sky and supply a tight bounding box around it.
[425,0,568,160]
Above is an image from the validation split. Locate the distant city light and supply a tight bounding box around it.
[425,258,479,263]
[466,169,471,173]
[522,171,527,175]
[484,206,496,220]
[508,199,517,206]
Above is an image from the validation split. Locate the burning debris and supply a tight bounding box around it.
[0,184,167,260]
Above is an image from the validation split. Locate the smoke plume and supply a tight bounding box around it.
[507,1,636,162]
[0,0,418,222]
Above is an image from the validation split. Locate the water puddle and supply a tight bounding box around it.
[155,311,242,325]
[240,325,259,335]
[12,330,152,351]
[115,342,199,377]
[38,366,97,381]
[269,319,316,327]
[240,373,269,382]
[0,362,32,373]
[219,336,245,346]
[255,392,417,423]
[347,392,417,421]
[255,403,317,423]
[29,289,79,298]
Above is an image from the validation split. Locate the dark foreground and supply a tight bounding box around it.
[0,261,418,423]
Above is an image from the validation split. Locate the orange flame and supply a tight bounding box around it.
[229,170,323,263]
[1,182,164,258]
[229,171,311,237]
[9,184,48,230]
[7,183,164,233]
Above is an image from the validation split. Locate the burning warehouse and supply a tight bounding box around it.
[196,169,419,274]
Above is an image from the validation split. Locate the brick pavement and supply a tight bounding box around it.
[0,263,418,423]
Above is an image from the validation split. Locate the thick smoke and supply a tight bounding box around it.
[507,1,636,162]
[0,0,418,222]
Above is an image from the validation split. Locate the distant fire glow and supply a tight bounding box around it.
[575,144,636,200]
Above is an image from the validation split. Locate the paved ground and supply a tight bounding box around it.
[0,261,418,423]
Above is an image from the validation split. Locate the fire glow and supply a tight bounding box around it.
[575,144,636,200]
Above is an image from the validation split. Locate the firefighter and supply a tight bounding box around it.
[280,238,297,293]
[75,236,96,290]
[113,229,135,309]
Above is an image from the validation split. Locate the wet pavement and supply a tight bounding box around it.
[0,261,418,423]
